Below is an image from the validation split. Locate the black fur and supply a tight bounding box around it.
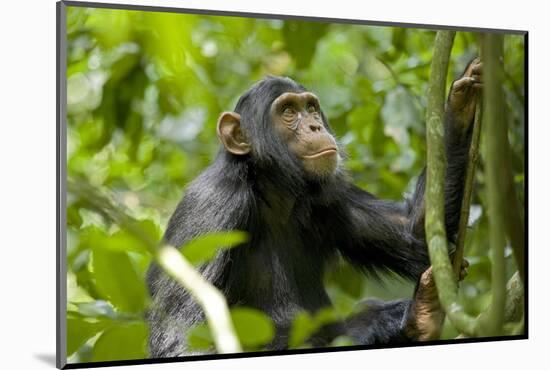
[146,76,472,357]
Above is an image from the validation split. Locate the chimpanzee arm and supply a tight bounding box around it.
[410,57,482,240]
[343,262,468,345]
[336,58,481,281]
[345,298,413,345]
[334,124,470,280]
[331,132,469,344]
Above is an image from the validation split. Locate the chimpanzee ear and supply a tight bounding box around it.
[216,112,251,155]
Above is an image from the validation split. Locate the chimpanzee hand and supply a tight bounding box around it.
[448,58,483,135]
[405,259,469,341]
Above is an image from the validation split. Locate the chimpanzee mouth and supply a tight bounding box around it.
[302,148,338,159]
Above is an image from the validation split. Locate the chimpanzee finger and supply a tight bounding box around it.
[452,77,474,93]
[419,266,434,286]
[471,62,483,76]
[459,258,469,281]
[471,70,482,82]
[459,268,468,281]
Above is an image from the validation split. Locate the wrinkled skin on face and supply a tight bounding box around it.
[270,92,339,177]
[216,91,340,178]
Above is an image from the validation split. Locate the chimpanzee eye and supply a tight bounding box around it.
[282,106,296,116]
[306,103,317,113]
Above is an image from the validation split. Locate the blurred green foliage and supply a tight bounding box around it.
[65,5,525,363]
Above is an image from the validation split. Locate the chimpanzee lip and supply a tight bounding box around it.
[302,148,338,159]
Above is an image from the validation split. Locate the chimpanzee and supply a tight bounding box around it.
[146,58,483,357]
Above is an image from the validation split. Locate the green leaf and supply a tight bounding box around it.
[92,248,148,313]
[180,231,248,266]
[283,21,329,69]
[187,323,214,351]
[71,249,101,299]
[288,312,316,348]
[330,335,356,347]
[326,287,357,317]
[92,322,148,361]
[325,262,364,298]
[289,307,341,348]
[67,317,109,357]
[187,307,275,351]
[89,229,150,254]
[74,300,117,319]
[230,307,275,348]
[67,203,83,229]
[83,219,160,255]
[135,219,161,244]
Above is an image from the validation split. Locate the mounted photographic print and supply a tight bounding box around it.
[56,1,527,368]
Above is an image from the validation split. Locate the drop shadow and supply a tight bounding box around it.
[34,353,57,367]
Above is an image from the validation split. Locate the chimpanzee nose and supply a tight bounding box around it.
[309,121,322,132]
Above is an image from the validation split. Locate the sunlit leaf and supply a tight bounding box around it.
[67,317,109,357]
[82,220,159,255]
[180,231,249,266]
[288,312,316,348]
[92,322,148,361]
[67,203,84,229]
[330,335,356,347]
[92,248,148,313]
[288,307,341,348]
[88,228,149,254]
[187,308,274,350]
[187,323,214,351]
[74,300,117,319]
[231,307,275,348]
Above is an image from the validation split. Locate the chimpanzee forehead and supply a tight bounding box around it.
[271,92,320,107]
[234,76,309,114]
[257,77,307,102]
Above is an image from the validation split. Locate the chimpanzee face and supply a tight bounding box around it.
[216,85,340,178]
[269,92,339,177]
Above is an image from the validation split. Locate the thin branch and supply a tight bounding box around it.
[424,30,479,336]
[375,56,400,84]
[452,99,483,276]
[506,189,525,283]
[477,34,507,336]
[501,129,525,282]
[68,178,243,354]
